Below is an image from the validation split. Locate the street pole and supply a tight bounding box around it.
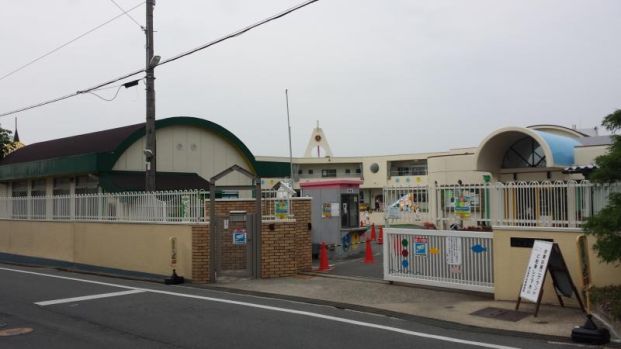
[145,0,156,191]
[285,89,293,185]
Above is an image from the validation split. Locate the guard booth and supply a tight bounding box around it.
[301,179,366,258]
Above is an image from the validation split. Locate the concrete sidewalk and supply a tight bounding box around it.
[208,272,611,341]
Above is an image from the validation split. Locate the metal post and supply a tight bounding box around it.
[209,181,216,283]
[285,89,293,184]
[145,0,156,191]
[255,180,262,279]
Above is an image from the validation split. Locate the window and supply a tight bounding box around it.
[321,169,337,178]
[75,176,98,195]
[11,181,28,219]
[298,169,303,175]
[355,168,361,174]
[53,177,71,219]
[345,169,351,174]
[30,179,47,219]
[308,169,314,175]
[502,137,546,169]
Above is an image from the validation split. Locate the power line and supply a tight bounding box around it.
[108,0,145,31]
[0,1,145,83]
[0,0,320,119]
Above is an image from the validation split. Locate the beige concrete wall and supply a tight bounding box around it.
[493,228,621,305]
[0,220,194,277]
[113,125,253,186]
[574,145,609,166]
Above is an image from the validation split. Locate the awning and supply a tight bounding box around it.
[562,165,598,175]
[99,171,210,192]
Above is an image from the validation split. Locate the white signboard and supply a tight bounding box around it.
[331,203,340,217]
[446,237,462,265]
[520,240,553,303]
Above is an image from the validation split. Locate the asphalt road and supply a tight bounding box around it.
[0,264,586,349]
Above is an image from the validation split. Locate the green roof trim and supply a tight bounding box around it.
[255,160,291,177]
[0,116,257,181]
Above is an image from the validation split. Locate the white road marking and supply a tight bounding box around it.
[1,266,518,349]
[35,289,146,306]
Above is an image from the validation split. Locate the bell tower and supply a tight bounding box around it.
[304,121,333,158]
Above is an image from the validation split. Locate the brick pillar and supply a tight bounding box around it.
[192,225,210,283]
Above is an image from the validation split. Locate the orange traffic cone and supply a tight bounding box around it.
[370,224,376,241]
[377,225,384,245]
[364,238,374,264]
[319,241,330,271]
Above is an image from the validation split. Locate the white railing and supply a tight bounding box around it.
[0,190,208,223]
[261,189,293,221]
[383,228,494,293]
[383,186,431,225]
[382,180,621,230]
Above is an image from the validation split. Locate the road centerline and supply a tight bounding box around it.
[35,289,146,306]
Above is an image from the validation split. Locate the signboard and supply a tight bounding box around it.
[446,236,462,266]
[454,195,471,218]
[414,236,428,256]
[274,200,289,219]
[520,240,553,302]
[331,203,340,217]
[233,229,247,245]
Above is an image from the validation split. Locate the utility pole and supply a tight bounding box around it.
[145,0,157,191]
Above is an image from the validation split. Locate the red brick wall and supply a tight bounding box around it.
[191,198,313,283]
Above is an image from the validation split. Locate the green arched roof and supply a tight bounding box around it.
[0,116,257,181]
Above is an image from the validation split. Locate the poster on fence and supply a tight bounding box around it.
[414,236,428,256]
[520,240,552,303]
[446,236,462,266]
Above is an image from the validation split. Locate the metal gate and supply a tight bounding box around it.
[383,228,494,293]
[215,212,259,278]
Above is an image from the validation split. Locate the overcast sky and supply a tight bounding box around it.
[1,0,620,157]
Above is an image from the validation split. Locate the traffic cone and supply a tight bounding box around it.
[377,225,384,245]
[364,238,374,264]
[319,241,330,271]
[370,224,376,241]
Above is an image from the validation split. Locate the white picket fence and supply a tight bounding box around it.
[383,228,494,293]
[384,180,621,229]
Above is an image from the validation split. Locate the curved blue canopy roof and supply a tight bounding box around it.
[534,131,581,166]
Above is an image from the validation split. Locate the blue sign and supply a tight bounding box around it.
[415,242,427,256]
[233,230,247,245]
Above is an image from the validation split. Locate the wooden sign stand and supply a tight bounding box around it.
[516,242,586,317]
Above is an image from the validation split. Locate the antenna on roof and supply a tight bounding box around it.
[13,117,20,143]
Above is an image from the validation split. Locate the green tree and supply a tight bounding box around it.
[0,125,14,160]
[584,109,621,264]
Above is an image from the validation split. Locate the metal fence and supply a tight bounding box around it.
[383,186,431,225]
[383,180,621,229]
[383,228,494,293]
[0,190,208,223]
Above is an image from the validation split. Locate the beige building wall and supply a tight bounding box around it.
[493,228,621,305]
[0,220,194,277]
[113,125,253,186]
[574,145,609,166]
[427,152,489,185]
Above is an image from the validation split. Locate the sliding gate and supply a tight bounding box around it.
[383,228,494,293]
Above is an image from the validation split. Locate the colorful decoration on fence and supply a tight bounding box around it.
[401,237,409,270]
[430,247,440,255]
[471,244,487,253]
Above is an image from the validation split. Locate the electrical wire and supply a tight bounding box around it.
[0,0,320,119]
[88,85,124,101]
[0,1,145,83]
[108,0,145,31]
